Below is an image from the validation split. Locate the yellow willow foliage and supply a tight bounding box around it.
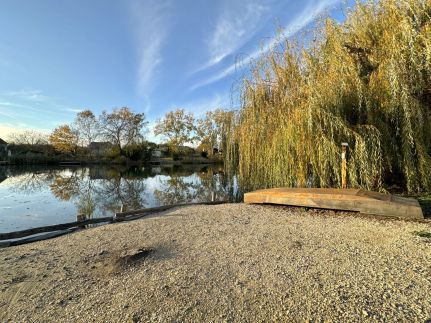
[226,0,431,193]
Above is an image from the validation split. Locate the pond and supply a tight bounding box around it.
[0,164,239,232]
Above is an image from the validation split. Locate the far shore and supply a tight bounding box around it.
[0,157,223,167]
[1,203,430,321]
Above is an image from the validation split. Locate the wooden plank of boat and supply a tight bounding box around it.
[244,188,424,220]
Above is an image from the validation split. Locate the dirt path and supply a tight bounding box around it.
[1,204,430,322]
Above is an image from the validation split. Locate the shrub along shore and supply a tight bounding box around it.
[3,143,223,166]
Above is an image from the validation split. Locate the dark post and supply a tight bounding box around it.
[77,213,86,228]
[341,143,349,189]
[115,204,128,221]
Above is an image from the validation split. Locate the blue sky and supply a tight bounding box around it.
[0,0,353,141]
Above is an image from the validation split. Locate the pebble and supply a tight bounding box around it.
[1,204,430,321]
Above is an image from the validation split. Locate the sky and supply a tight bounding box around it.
[0,0,354,142]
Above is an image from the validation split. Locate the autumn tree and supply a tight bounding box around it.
[73,110,99,146]
[196,109,233,156]
[154,108,195,152]
[49,125,79,154]
[99,107,147,156]
[9,130,49,145]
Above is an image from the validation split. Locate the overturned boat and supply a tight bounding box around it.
[244,188,424,220]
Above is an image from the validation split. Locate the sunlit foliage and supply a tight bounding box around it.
[154,108,196,152]
[49,125,79,154]
[196,109,234,156]
[227,0,431,193]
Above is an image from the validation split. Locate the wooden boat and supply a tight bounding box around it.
[244,188,424,220]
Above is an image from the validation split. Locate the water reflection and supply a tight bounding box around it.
[0,164,239,228]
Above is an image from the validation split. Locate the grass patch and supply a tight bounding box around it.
[417,195,431,217]
[413,230,431,239]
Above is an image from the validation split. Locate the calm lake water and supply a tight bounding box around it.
[0,164,239,232]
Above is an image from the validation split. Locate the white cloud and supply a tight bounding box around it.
[129,0,171,97]
[0,89,87,138]
[246,0,341,60]
[190,0,342,91]
[0,101,26,108]
[0,89,83,116]
[0,110,20,121]
[63,108,83,113]
[0,89,52,103]
[189,63,239,92]
[173,92,230,117]
[194,0,269,73]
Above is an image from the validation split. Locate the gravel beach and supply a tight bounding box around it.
[1,203,430,322]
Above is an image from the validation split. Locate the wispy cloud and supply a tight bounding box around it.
[247,0,341,60]
[190,63,240,92]
[0,89,84,119]
[170,91,230,117]
[0,110,20,122]
[194,0,269,74]
[0,101,26,108]
[0,89,53,103]
[129,0,171,97]
[63,108,83,113]
[190,0,342,91]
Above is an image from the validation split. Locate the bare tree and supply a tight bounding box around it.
[8,130,49,145]
[99,107,147,155]
[73,110,99,146]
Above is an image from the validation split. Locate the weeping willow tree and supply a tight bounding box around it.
[226,0,431,194]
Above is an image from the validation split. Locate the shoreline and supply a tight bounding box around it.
[0,159,223,167]
[1,203,430,321]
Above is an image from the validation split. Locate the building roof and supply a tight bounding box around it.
[0,138,7,145]
[88,141,112,148]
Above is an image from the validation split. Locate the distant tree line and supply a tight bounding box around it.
[48,107,147,157]
[154,108,234,156]
[7,106,234,163]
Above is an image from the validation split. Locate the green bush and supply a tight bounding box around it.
[124,143,151,161]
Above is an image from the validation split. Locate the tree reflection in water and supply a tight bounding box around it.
[2,164,239,219]
[7,167,58,194]
[49,167,148,218]
[93,167,147,215]
[154,165,239,205]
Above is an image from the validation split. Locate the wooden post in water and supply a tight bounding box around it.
[77,213,86,228]
[115,204,128,221]
[121,204,128,213]
[341,143,348,189]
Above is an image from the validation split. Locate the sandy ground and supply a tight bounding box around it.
[0,203,430,322]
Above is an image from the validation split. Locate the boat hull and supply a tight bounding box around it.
[244,188,424,220]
